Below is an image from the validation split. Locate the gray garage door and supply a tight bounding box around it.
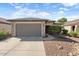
[16,23,41,37]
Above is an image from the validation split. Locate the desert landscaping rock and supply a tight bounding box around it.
[67,52,73,56]
[43,38,79,56]
[71,43,79,56]
[57,45,63,50]
[74,43,79,46]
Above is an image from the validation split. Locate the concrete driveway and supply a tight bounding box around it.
[0,37,46,56]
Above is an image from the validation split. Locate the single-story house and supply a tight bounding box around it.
[8,18,55,37]
[64,19,79,33]
[0,18,11,34]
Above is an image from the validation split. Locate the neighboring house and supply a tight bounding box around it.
[8,18,55,37]
[0,18,11,34]
[64,19,79,33]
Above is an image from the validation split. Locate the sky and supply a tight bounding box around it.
[0,3,79,21]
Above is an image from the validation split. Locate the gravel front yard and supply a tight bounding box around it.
[43,37,79,56]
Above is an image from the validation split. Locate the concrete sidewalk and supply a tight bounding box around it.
[0,37,21,56]
[65,36,79,42]
[0,37,46,56]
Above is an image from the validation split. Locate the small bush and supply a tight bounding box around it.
[62,29,68,35]
[0,32,7,40]
[48,26,62,35]
[69,32,78,37]
[77,33,79,38]
[76,27,79,33]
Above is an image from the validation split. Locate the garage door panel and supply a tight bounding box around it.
[16,24,41,36]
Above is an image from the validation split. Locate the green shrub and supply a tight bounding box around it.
[72,27,79,37]
[48,26,62,34]
[0,32,7,40]
[62,29,68,35]
[76,27,79,33]
[69,32,78,37]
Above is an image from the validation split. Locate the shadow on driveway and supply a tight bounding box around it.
[16,35,78,43]
[51,35,78,43]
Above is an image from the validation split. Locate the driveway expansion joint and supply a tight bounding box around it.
[3,42,21,56]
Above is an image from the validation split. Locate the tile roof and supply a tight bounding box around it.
[8,18,54,22]
[0,17,11,24]
[64,19,79,26]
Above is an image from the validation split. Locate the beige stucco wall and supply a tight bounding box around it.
[64,25,79,33]
[0,23,11,34]
[11,21,46,37]
[46,21,54,26]
[74,25,78,32]
[64,26,71,33]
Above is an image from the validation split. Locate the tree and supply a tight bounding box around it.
[58,17,67,25]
